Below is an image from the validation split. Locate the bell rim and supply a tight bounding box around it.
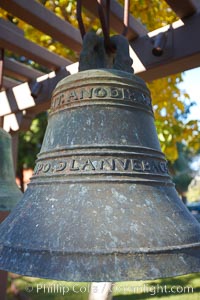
[1,240,200,254]
[0,243,200,281]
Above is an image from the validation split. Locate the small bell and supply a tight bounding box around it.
[0,128,22,212]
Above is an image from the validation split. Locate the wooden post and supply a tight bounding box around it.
[0,116,3,128]
[89,282,113,300]
[0,48,4,90]
[0,271,8,300]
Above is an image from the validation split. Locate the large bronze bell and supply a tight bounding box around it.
[0,34,200,282]
[0,128,22,212]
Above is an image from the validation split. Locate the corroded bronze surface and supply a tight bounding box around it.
[0,129,22,211]
[0,69,200,281]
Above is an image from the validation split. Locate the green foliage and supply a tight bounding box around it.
[187,180,200,202]
[120,0,178,31]
[17,112,47,170]
[173,173,193,194]
[150,75,200,161]
[187,155,200,202]
[169,143,193,194]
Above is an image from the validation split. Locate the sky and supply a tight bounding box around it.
[179,67,200,172]
[179,67,200,121]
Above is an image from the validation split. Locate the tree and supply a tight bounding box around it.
[170,143,193,203]
[17,112,47,191]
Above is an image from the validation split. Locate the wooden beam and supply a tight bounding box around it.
[0,0,82,52]
[1,13,200,118]
[20,64,78,115]
[0,67,70,118]
[0,89,19,117]
[0,49,3,90]
[0,18,72,70]
[165,0,200,19]
[131,13,200,81]
[3,76,21,89]
[4,58,45,82]
[3,112,23,132]
[0,269,7,300]
[82,0,147,40]
[0,14,24,36]
[0,116,3,127]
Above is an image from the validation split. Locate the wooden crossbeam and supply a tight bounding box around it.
[2,76,21,89]
[4,58,45,82]
[1,13,200,123]
[1,0,147,45]
[0,67,71,118]
[0,49,3,90]
[82,0,147,40]
[131,13,200,81]
[0,0,82,52]
[165,0,200,19]
[0,18,72,70]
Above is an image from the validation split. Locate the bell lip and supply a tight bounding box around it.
[0,243,200,281]
[1,241,200,255]
[0,268,200,282]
